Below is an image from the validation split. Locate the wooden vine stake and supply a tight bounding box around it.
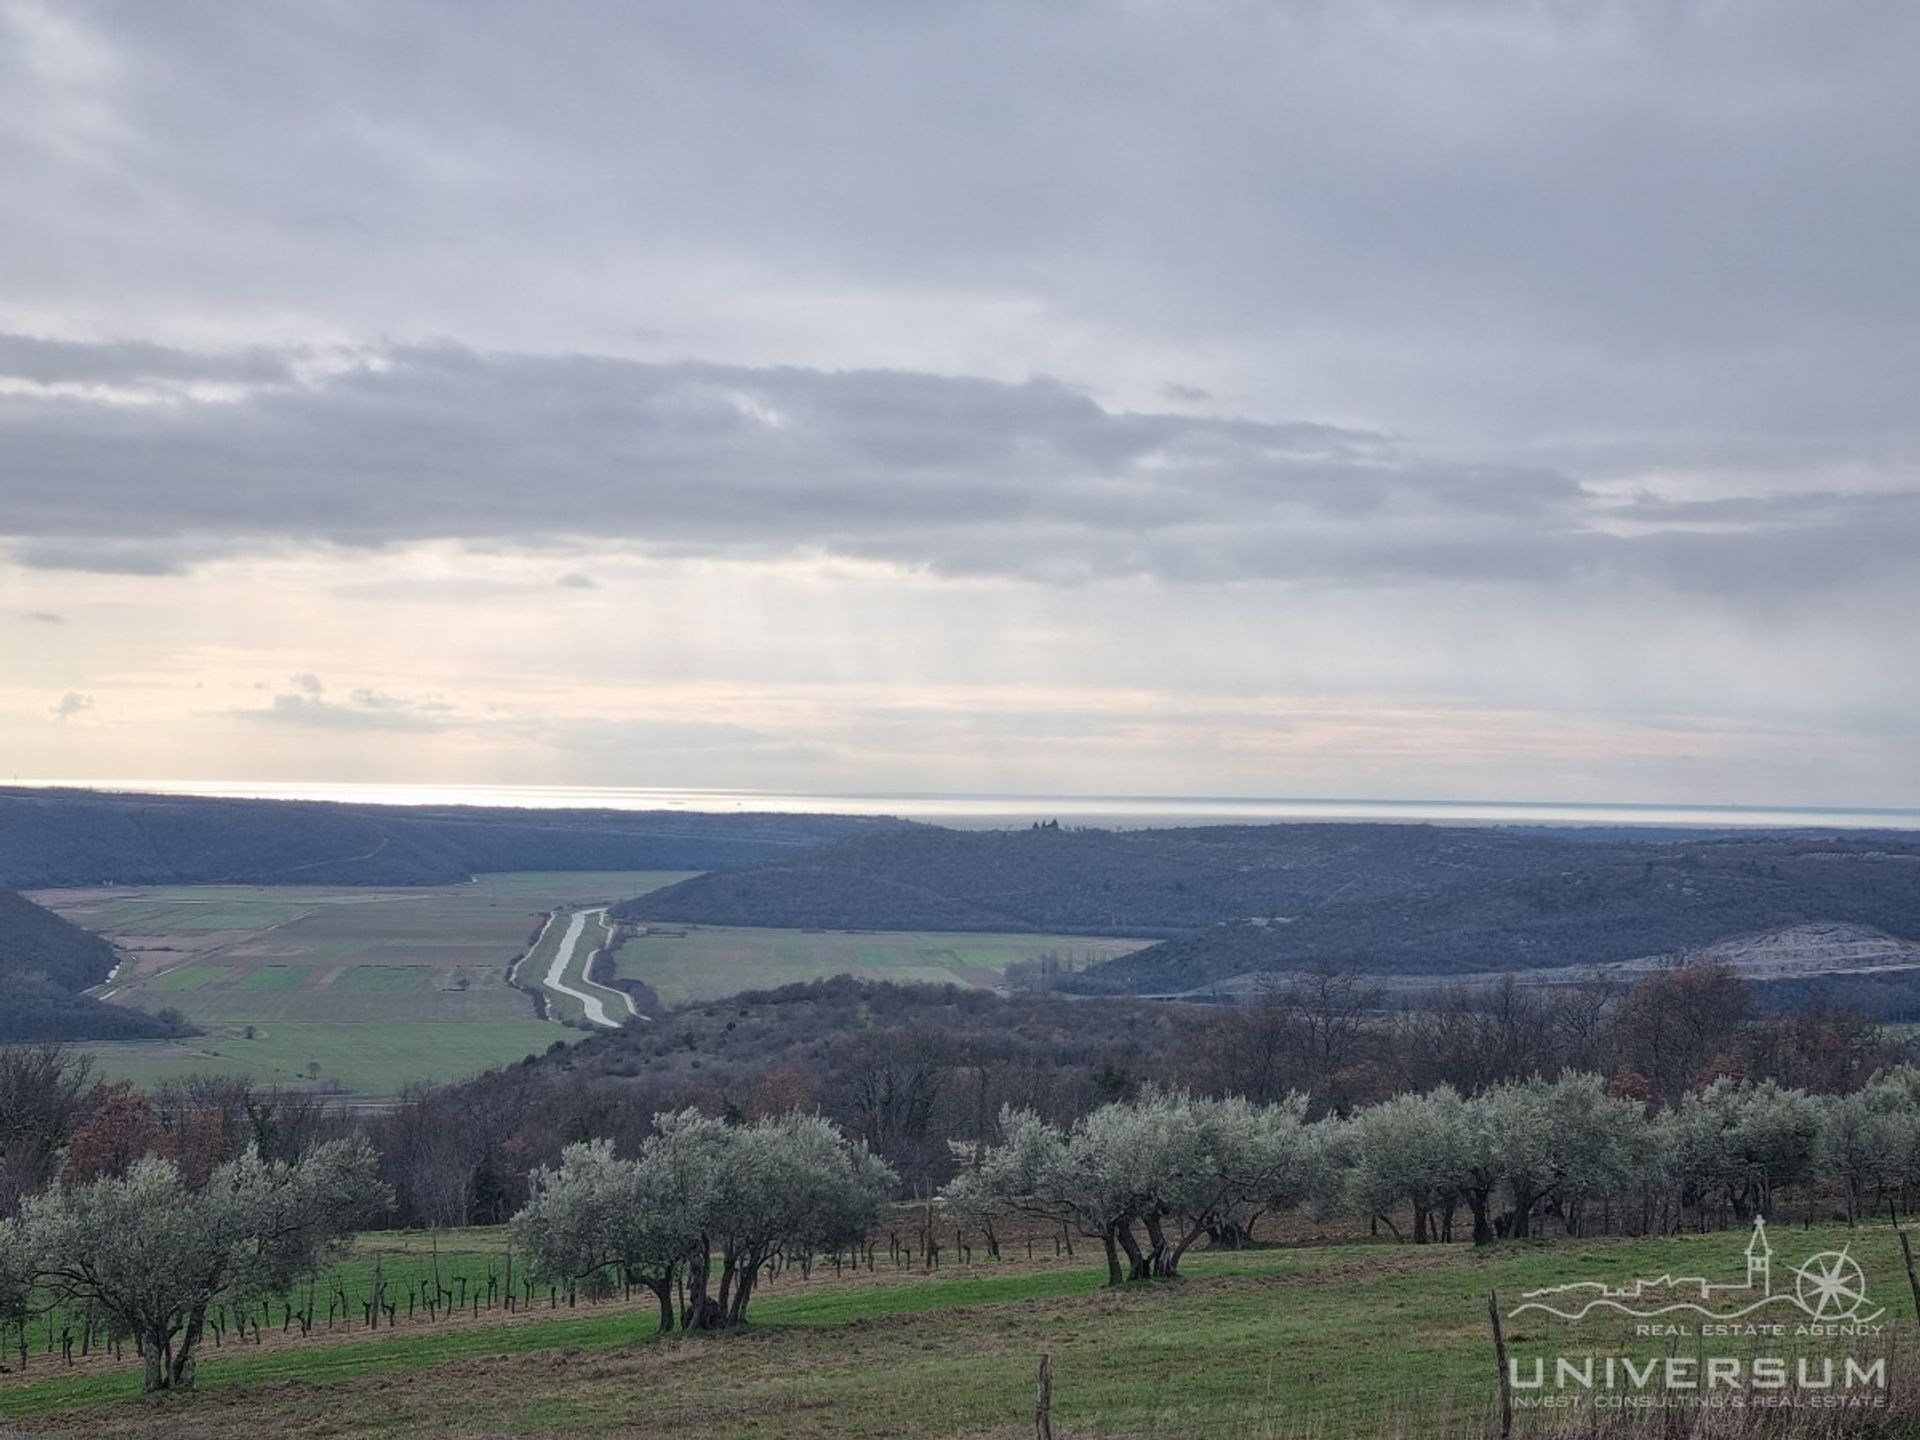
[1488,1289,1512,1440]
[1894,1204,1920,1324]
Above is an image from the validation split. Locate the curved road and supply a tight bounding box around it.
[540,906,640,1028]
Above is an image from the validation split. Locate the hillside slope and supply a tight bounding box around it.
[0,888,190,1041]
[1074,834,1920,992]
[614,824,1920,991]
[0,788,901,888]
[613,822,1678,935]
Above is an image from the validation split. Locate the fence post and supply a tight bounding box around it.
[1894,1208,1920,1324]
[1487,1289,1512,1440]
[1035,1352,1054,1440]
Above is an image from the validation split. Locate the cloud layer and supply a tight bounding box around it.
[2,338,1911,599]
[1,0,1915,803]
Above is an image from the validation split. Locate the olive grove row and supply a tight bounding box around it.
[0,1111,893,1393]
[945,1067,1920,1283]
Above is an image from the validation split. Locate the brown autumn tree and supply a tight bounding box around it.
[1614,961,1751,1103]
[747,1065,811,1119]
[61,1082,165,1184]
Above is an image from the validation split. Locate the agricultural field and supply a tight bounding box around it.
[25,873,693,1096]
[2,1219,1912,1438]
[611,924,1150,1006]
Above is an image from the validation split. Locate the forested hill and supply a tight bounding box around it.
[614,823,1920,990]
[0,887,188,1041]
[614,823,1604,934]
[0,788,900,888]
[1073,832,1920,992]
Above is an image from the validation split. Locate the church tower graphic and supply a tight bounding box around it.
[1746,1216,1772,1292]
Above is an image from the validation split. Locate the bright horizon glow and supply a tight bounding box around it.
[10,779,1919,833]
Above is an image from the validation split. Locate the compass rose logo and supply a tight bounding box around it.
[1793,1249,1873,1320]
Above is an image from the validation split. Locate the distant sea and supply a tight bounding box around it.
[13,780,1920,832]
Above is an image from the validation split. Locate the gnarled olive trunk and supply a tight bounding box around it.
[1141,1212,1172,1277]
[136,1312,205,1393]
[1468,1188,1494,1245]
[681,1243,727,1331]
[1113,1219,1151,1281]
[642,1274,675,1335]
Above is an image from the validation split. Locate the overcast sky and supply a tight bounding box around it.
[2,0,1916,805]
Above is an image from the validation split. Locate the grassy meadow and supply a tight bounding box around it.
[612,924,1149,1005]
[2,1219,1912,1438]
[26,873,692,1096]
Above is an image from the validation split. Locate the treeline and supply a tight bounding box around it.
[615,822,1920,988]
[367,966,1905,1224]
[0,787,899,888]
[949,1066,1920,1286]
[6,963,1883,1230]
[3,962,1910,1232]
[0,889,192,1043]
[0,1056,336,1214]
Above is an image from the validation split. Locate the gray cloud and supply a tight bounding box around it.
[242,690,453,732]
[9,537,204,576]
[0,337,1905,594]
[51,691,92,719]
[0,333,296,389]
[5,1,1919,449]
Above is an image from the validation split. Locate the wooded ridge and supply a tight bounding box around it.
[0,788,901,888]
[614,823,1920,991]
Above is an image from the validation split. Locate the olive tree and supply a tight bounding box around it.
[1539,1072,1655,1237]
[640,1109,894,1330]
[1447,1075,1653,1242]
[10,1138,387,1391]
[1348,1086,1468,1243]
[949,1091,1327,1284]
[946,1106,1131,1281]
[1820,1072,1920,1223]
[1453,1084,1539,1243]
[511,1139,694,1334]
[1667,1077,1824,1223]
[1148,1093,1327,1271]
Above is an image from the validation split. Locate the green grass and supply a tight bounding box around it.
[330,965,431,992]
[69,1020,565,1096]
[4,1221,1912,1438]
[613,925,1150,1005]
[230,965,306,992]
[143,964,234,991]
